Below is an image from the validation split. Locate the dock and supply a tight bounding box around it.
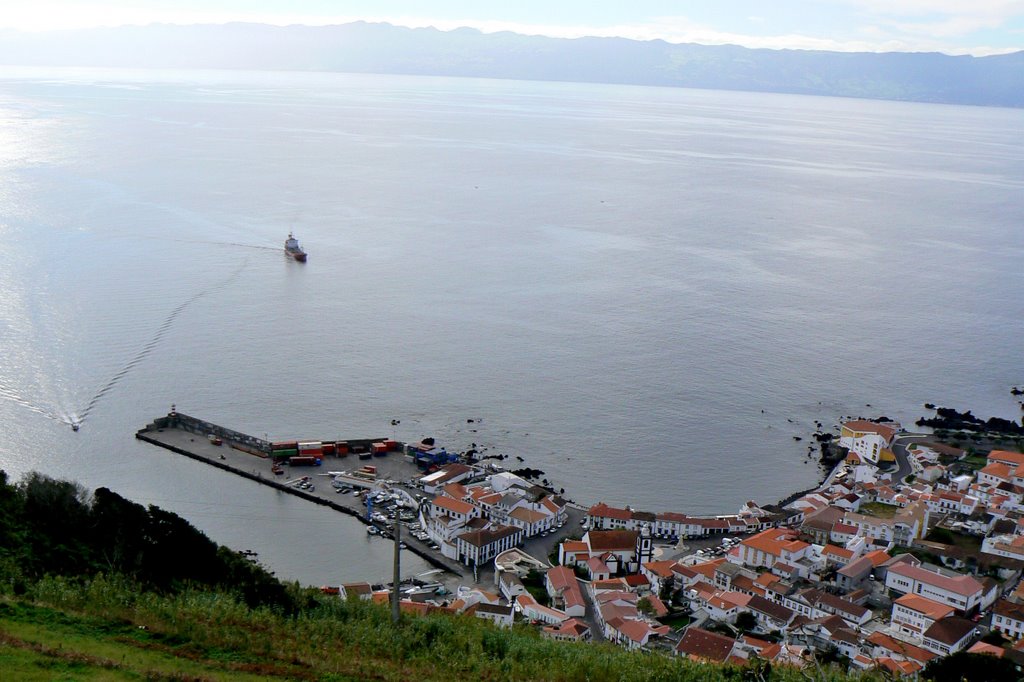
[135,409,470,579]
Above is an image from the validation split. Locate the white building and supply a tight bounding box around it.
[454,525,523,568]
[993,598,1024,640]
[890,594,956,641]
[921,617,977,656]
[885,563,984,613]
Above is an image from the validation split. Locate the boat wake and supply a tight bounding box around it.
[74,259,249,426]
[0,381,67,424]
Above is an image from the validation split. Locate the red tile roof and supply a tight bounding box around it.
[841,420,897,442]
[894,594,955,621]
[432,495,477,516]
[586,529,638,552]
[675,627,736,662]
[888,563,984,598]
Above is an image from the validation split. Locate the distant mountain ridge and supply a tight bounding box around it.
[3,21,1023,107]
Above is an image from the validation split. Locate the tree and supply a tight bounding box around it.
[925,527,955,545]
[922,651,1019,681]
[735,611,757,632]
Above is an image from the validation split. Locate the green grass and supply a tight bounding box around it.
[961,455,988,471]
[0,602,300,681]
[859,502,899,519]
[0,575,877,682]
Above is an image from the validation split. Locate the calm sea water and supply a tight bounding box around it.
[1,67,1022,585]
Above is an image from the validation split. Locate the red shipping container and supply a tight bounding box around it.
[322,443,337,455]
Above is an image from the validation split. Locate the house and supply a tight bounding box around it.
[471,602,514,628]
[891,594,956,641]
[558,540,590,566]
[430,494,481,524]
[543,618,591,642]
[546,566,586,618]
[607,618,661,650]
[731,528,811,570]
[865,631,938,669]
[713,561,752,591]
[586,502,654,531]
[921,616,977,656]
[586,556,612,581]
[640,560,679,596]
[507,506,550,537]
[498,572,527,603]
[885,562,985,613]
[836,555,875,592]
[454,525,523,567]
[704,591,749,623]
[419,463,475,494]
[966,640,1006,658]
[675,627,737,663]
[746,594,796,631]
[989,450,1024,469]
[516,593,568,625]
[839,420,898,448]
[782,588,871,627]
[993,598,1024,640]
[842,500,929,547]
[982,534,1024,562]
[581,529,641,574]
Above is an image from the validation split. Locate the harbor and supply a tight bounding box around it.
[135,407,587,582]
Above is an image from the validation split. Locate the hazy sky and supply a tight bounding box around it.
[3,1,1023,55]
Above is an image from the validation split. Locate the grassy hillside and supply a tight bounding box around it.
[0,470,872,680]
[1,575,872,682]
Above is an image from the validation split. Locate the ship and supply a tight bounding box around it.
[284,232,307,262]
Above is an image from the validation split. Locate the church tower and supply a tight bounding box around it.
[635,523,654,566]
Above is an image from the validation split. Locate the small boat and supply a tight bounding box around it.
[284,232,307,262]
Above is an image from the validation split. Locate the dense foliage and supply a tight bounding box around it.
[0,470,292,612]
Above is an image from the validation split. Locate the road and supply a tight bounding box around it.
[890,434,928,483]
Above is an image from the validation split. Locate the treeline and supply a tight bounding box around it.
[0,470,296,612]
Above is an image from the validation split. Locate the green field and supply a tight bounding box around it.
[0,575,879,682]
[858,502,900,519]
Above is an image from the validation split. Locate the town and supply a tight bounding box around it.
[139,411,1024,677]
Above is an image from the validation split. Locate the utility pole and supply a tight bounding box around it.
[391,519,401,624]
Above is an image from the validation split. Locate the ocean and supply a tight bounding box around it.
[1,66,1022,585]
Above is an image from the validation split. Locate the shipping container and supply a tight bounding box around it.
[271,441,299,450]
[362,465,377,474]
[335,441,349,454]
[321,443,336,455]
[271,449,298,459]
[371,442,388,455]
[289,456,322,466]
